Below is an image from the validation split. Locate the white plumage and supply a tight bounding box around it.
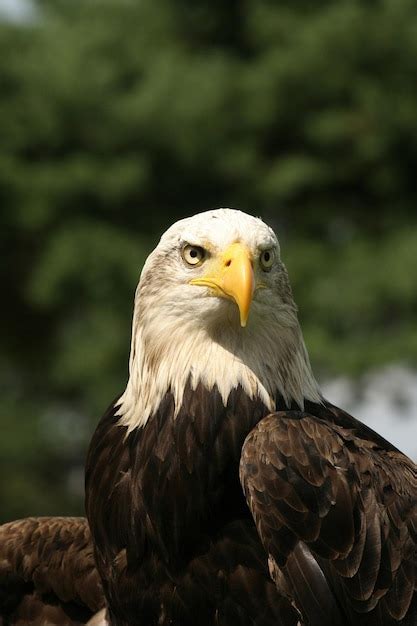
[117,208,321,431]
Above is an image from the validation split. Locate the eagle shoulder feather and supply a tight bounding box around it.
[240,402,417,626]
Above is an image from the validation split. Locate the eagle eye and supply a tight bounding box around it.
[260,249,274,271]
[182,244,206,266]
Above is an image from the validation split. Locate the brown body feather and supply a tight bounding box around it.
[0,516,105,625]
[240,401,417,625]
[2,393,415,626]
[85,386,417,625]
[85,386,300,626]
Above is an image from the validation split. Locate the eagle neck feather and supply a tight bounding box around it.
[116,302,321,432]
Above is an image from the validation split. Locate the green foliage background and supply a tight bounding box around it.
[1,0,417,521]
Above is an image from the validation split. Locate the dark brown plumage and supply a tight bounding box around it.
[240,402,417,626]
[0,517,105,625]
[85,386,302,626]
[84,387,417,625]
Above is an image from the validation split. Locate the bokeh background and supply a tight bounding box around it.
[1,0,417,523]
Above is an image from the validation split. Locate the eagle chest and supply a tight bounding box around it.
[86,385,273,567]
[127,386,272,559]
[86,387,290,625]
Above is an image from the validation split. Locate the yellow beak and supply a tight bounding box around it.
[189,242,255,327]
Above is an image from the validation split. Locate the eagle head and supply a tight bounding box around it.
[117,209,321,430]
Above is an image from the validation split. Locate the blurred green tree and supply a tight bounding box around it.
[1,0,417,520]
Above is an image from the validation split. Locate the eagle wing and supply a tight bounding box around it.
[0,516,106,625]
[239,407,417,626]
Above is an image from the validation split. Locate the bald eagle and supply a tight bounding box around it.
[1,209,416,626]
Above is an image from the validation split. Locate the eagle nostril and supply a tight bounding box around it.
[225,259,232,267]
